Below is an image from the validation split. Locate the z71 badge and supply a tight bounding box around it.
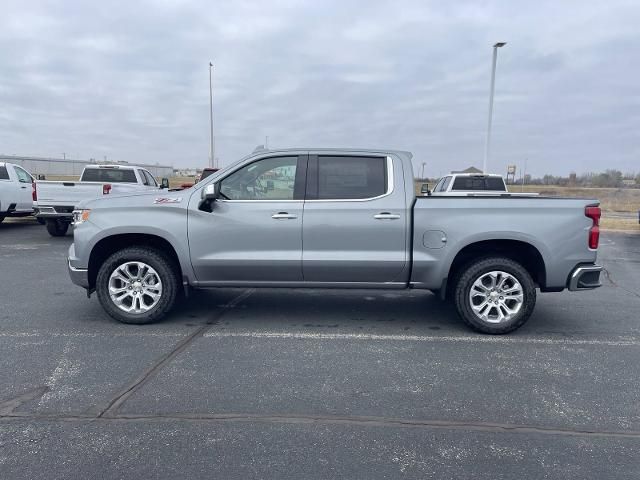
[154,197,182,204]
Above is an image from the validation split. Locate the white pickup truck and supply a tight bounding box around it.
[0,162,36,223]
[36,164,169,236]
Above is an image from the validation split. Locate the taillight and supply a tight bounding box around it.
[103,184,112,195]
[585,206,601,249]
[32,182,37,201]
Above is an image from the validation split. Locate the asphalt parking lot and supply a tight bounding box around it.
[1,218,639,479]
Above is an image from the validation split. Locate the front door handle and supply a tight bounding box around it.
[272,212,297,220]
[374,212,401,220]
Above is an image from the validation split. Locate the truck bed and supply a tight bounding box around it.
[36,181,105,206]
[411,195,598,291]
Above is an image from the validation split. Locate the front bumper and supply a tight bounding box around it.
[568,264,603,291]
[67,243,90,289]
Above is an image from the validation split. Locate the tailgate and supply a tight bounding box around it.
[36,181,105,207]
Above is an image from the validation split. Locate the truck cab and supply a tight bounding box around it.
[0,162,35,223]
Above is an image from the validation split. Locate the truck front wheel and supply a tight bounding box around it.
[454,257,536,334]
[96,247,178,324]
[45,219,69,236]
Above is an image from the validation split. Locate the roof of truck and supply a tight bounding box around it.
[448,173,504,179]
[83,164,143,170]
[244,147,413,160]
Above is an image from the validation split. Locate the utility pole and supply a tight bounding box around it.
[208,62,215,168]
[421,162,426,180]
[265,136,269,149]
[483,42,507,174]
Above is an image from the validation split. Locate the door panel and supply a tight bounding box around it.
[302,155,408,283]
[12,166,33,211]
[188,155,306,283]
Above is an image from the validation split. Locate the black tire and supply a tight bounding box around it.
[454,257,536,334]
[45,219,69,237]
[36,217,46,225]
[0,215,5,224]
[96,247,178,324]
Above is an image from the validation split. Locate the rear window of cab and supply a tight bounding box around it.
[81,168,137,183]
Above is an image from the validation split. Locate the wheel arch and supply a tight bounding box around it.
[88,233,183,289]
[444,239,547,298]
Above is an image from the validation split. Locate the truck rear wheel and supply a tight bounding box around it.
[0,215,5,224]
[96,247,178,324]
[45,219,69,237]
[454,257,536,334]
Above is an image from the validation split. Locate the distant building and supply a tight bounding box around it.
[622,179,636,186]
[451,166,483,174]
[0,154,174,179]
[174,168,201,177]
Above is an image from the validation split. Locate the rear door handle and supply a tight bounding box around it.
[272,212,297,220]
[374,212,401,220]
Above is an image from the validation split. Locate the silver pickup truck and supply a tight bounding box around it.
[68,148,602,334]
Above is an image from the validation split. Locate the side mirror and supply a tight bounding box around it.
[420,183,431,195]
[199,183,220,213]
[160,178,170,189]
[201,182,220,201]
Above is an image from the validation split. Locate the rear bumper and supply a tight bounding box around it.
[35,206,74,219]
[568,264,603,291]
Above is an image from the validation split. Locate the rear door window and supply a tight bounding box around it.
[81,168,138,183]
[0,166,9,180]
[310,156,387,200]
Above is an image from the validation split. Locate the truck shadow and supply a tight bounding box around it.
[164,288,465,333]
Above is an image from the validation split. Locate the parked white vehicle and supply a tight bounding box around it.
[0,162,36,224]
[35,165,169,236]
[428,173,508,196]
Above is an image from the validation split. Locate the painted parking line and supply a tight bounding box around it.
[202,330,640,346]
[2,329,639,346]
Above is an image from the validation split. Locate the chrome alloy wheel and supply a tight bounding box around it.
[468,270,524,324]
[108,261,163,314]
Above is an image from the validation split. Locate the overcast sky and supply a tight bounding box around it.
[1,0,638,177]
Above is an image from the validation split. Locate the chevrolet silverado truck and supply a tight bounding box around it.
[0,162,36,223]
[67,148,603,334]
[36,164,169,236]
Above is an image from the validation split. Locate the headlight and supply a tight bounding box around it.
[72,209,91,225]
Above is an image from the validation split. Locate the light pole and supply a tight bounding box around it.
[482,42,506,174]
[208,62,215,168]
[421,162,426,180]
